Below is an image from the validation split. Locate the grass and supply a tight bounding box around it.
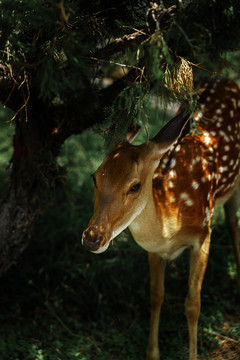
[0,106,239,360]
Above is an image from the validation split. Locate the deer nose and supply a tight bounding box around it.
[82,229,103,252]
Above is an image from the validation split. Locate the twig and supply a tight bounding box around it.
[45,301,81,338]
[203,329,240,344]
[88,56,143,72]
[10,79,30,122]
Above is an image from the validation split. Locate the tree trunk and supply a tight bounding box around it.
[0,97,64,276]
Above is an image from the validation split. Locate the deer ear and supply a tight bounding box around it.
[151,111,190,154]
[126,124,141,143]
[107,124,141,154]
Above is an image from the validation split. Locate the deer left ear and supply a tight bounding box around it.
[151,111,190,155]
[126,124,141,143]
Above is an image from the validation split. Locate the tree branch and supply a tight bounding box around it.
[0,66,27,113]
[92,28,150,60]
[90,4,179,61]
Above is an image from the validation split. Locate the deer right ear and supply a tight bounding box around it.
[152,111,190,155]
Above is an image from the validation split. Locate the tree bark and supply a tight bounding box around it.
[0,94,65,275]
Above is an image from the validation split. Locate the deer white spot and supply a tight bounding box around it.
[227,125,232,132]
[192,156,201,165]
[221,103,226,109]
[210,88,215,94]
[229,160,234,166]
[233,159,239,169]
[224,183,232,191]
[216,109,222,115]
[210,131,216,136]
[175,144,181,152]
[180,192,189,200]
[206,96,211,102]
[186,199,194,206]
[195,112,202,121]
[224,145,230,151]
[230,110,234,118]
[192,181,199,190]
[205,207,210,223]
[231,98,237,109]
[170,197,176,203]
[219,166,228,173]
[222,155,228,161]
[170,158,176,168]
[169,170,176,178]
[180,192,194,206]
[203,132,211,145]
[201,176,206,183]
[168,181,174,189]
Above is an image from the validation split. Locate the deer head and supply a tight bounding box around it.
[82,112,189,253]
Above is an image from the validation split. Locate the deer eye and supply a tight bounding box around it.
[128,183,141,194]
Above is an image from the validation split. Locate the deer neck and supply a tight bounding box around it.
[128,181,183,257]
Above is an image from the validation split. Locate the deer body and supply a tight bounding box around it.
[82,77,240,360]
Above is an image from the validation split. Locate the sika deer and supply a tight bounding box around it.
[82,76,240,360]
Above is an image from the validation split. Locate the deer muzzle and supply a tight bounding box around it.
[82,227,111,253]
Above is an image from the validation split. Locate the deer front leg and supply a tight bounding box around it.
[185,232,211,360]
[147,252,166,360]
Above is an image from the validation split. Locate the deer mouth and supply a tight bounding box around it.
[82,229,111,254]
[91,239,111,254]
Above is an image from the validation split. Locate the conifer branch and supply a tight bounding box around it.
[91,5,179,61]
[0,68,24,112]
[91,29,150,60]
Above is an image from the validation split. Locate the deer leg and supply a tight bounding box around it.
[147,252,166,360]
[185,232,211,360]
[224,189,240,292]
